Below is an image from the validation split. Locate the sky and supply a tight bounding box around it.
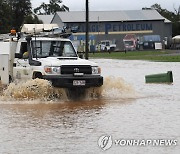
[32,0,179,12]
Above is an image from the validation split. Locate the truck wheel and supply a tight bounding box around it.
[110,47,115,51]
[104,47,107,51]
[33,72,42,79]
[66,88,86,100]
[9,75,13,83]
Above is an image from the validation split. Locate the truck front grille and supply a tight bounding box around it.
[61,65,92,74]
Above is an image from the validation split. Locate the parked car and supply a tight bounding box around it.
[96,40,116,51]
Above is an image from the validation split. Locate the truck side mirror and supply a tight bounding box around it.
[22,52,29,59]
[15,53,23,58]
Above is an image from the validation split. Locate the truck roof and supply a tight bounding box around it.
[17,36,71,42]
[21,24,59,34]
[31,37,71,42]
[123,34,136,40]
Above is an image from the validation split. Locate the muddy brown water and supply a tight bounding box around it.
[0,59,180,154]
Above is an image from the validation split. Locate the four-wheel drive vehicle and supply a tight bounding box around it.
[0,24,103,89]
[96,40,116,51]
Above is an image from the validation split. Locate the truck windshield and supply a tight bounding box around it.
[101,41,110,46]
[32,40,77,58]
[124,41,134,46]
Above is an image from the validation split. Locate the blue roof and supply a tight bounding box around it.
[143,35,161,42]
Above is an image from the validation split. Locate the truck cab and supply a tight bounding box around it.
[123,34,137,51]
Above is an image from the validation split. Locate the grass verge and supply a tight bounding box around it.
[88,50,180,62]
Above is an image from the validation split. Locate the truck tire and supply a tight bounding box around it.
[110,47,115,51]
[9,75,13,83]
[33,72,43,79]
[66,88,86,100]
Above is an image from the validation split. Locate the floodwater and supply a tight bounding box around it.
[0,59,180,154]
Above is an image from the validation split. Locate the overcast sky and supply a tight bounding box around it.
[32,0,179,12]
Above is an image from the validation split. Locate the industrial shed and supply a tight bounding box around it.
[51,10,172,51]
[37,15,54,24]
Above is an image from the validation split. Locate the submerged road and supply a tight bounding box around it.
[0,59,180,154]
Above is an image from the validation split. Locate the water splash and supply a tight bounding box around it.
[1,79,67,102]
[0,77,138,103]
[101,76,138,100]
[79,76,137,101]
[84,87,103,101]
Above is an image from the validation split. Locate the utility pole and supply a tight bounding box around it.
[85,0,89,60]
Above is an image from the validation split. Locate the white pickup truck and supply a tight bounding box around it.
[96,40,116,51]
[0,24,103,93]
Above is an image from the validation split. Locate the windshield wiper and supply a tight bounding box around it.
[37,55,49,58]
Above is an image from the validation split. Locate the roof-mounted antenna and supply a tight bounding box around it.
[33,28,38,60]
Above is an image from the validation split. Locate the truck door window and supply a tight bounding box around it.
[32,41,48,58]
[20,42,27,55]
[63,42,76,57]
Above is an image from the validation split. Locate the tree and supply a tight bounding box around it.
[34,0,69,15]
[24,15,43,24]
[151,4,175,21]
[0,0,12,33]
[143,3,180,36]
[7,0,32,31]
[0,0,43,34]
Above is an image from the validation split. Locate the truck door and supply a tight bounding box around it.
[13,42,32,80]
[0,54,9,84]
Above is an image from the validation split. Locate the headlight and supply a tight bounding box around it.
[92,66,101,75]
[44,66,61,74]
